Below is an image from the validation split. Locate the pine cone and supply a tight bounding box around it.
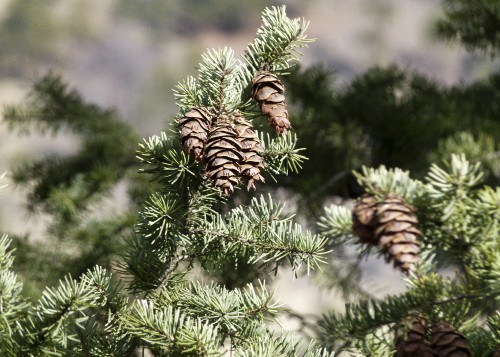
[205,118,242,195]
[396,317,434,357]
[233,113,265,191]
[374,194,422,273]
[431,321,470,357]
[352,194,378,244]
[352,193,421,273]
[179,107,213,162]
[252,71,291,134]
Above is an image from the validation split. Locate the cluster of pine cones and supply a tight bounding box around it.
[178,71,290,195]
[179,109,264,195]
[352,193,421,273]
[396,317,471,357]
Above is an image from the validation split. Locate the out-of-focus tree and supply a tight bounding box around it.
[435,0,500,55]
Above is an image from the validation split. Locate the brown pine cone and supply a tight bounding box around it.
[233,113,264,191]
[352,194,378,244]
[252,71,291,134]
[374,194,422,273]
[178,107,213,162]
[431,321,470,357]
[352,193,422,273]
[396,316,434,357]
[205,118,242,195]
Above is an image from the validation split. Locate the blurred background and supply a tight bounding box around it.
[1,0,499,339]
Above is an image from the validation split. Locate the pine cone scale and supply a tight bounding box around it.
[431,321,471,357]
[234,113,264,191]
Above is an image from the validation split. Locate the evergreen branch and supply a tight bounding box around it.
[137,131,201,188]
[80,266,127,314]
[242,5,314,78]
[472,185,500,218]
[318,273,496,350]
[117,301,221,355]
[234,333,333,357]
[185,184,224,227]
[194,195,328,275]
[154,247,185,293]
[127,185,221,292]
[137,192,185,245]
[261,132,307,179]
[434,0,500,55]
[318,292,424,348]
[2,72,116,136]
[317,204,355,244]
[487,311,500,340]
[426,153,483,199]
[430,131,500,182]
[0,235,29,355]
[72,319,135,357]
[173,75,203,113]
[353,165,424,202]
[76,267,134,356]
[0,234,15,273]
[120,232,176,293]
[425,154,484,222]
[152,281,280,341]
[19,274,102,354]
[198,47,241,113]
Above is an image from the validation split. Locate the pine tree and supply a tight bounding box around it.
[434,0,500,55]
[0,6,332,356]
[2,2,500,356]
[2,73,142,297]
[317,155,500,355]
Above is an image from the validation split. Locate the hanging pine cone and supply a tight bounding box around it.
[178,107,213,162]
[352,194,378,244]
[431,321,471,357]
[205,118,242,196]
[374,194,422,273]
[233,113,265,191]
[396,317,434,357]
[252,71,291,134]
[352,193,421,273]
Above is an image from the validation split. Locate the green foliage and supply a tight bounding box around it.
[283,63,500,208]
[0,6,334,355]
[241,6,313,77]
[0,235,30,353]
[2,73,141,296]
[2,1,500,355]
[174,6,312,119]
[119,302,221,356]
[434,0,500,55]
[234,335,333,357]
[317,155,500,355]
[151,281,279,342]
[4,72,139,214]
[261,132,307,180]
[430,131,500,183]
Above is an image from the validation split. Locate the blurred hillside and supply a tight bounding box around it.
[1,0,497,134]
